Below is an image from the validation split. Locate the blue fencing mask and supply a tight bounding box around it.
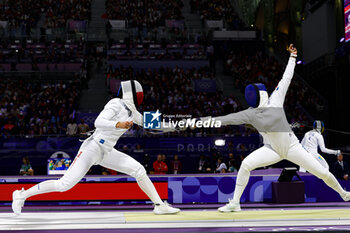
[245,83,268,108]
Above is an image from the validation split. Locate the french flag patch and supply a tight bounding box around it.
[99,139,105,144]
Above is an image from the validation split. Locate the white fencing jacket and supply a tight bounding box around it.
[301,129,339,156]
[92,98,143,151]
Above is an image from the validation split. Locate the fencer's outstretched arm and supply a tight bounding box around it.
[317,134,339,155]
[201,109,252,126]
[269,44,297,107]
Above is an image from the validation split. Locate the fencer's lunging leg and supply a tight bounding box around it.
[232,146,282,203]
[219,146,282,212]
[99,149,163,205]
[99,149,180,214]
[287,144,348,200]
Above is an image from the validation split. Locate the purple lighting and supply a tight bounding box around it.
[340,37,345,42]
[297,60,302,64]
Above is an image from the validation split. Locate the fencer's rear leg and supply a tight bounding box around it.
[12,148,96,215]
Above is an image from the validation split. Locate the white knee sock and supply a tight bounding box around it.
[233,166,250,204]
[22,180,59,200]
[137,176,163,205]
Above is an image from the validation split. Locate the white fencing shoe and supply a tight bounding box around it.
[341,192,350,201]
[218,200,241,212]
[153,201,180,215]
[12,188,25,215]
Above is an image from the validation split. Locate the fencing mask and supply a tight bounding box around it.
[313,120,324,134]
[245,83,268,108]
[117,80,144,106]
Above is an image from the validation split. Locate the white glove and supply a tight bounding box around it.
[336,150,341,155]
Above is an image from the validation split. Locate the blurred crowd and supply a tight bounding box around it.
[44,0,91,29]
[105,0,183,28]
[190,0,244,30]
[0,0,41,33]
[0,0,91,38]
[0,79,81,136]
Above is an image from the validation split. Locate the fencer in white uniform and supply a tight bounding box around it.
[199,45,350,212]
[299,120,340,171]
[12,80,180,215]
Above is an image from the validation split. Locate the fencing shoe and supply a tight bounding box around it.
[153,201,180,215]
[12,188,25,215]
[218,199,241,212]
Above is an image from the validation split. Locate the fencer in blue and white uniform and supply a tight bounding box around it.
[299,120,341,171]
[199,45,350,212]
[12,80,180,215]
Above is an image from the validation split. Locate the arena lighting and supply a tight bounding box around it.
[297,60,302,64]
[340,37,345,42]
[214,139,225,146]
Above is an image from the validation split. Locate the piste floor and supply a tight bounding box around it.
[1,203,350,232]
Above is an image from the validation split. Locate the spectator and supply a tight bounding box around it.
[101,168,109,175]
[122,145,129,153]
[66,119,78,136]
[102,168,117,175]
[331,153,350,181]
[153,154,168,174]
[197,154,209,173]
[19,156,34,176]
[227,141,234,153]
[133,144,144,153]
[216,157,227,173]
[77,119,89,134]
[227,153,238,172]
[161,154,167,164]
[3,120,15,135]
[170,154,182,174]
[207,148,220,172]
[142,154,151,174]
